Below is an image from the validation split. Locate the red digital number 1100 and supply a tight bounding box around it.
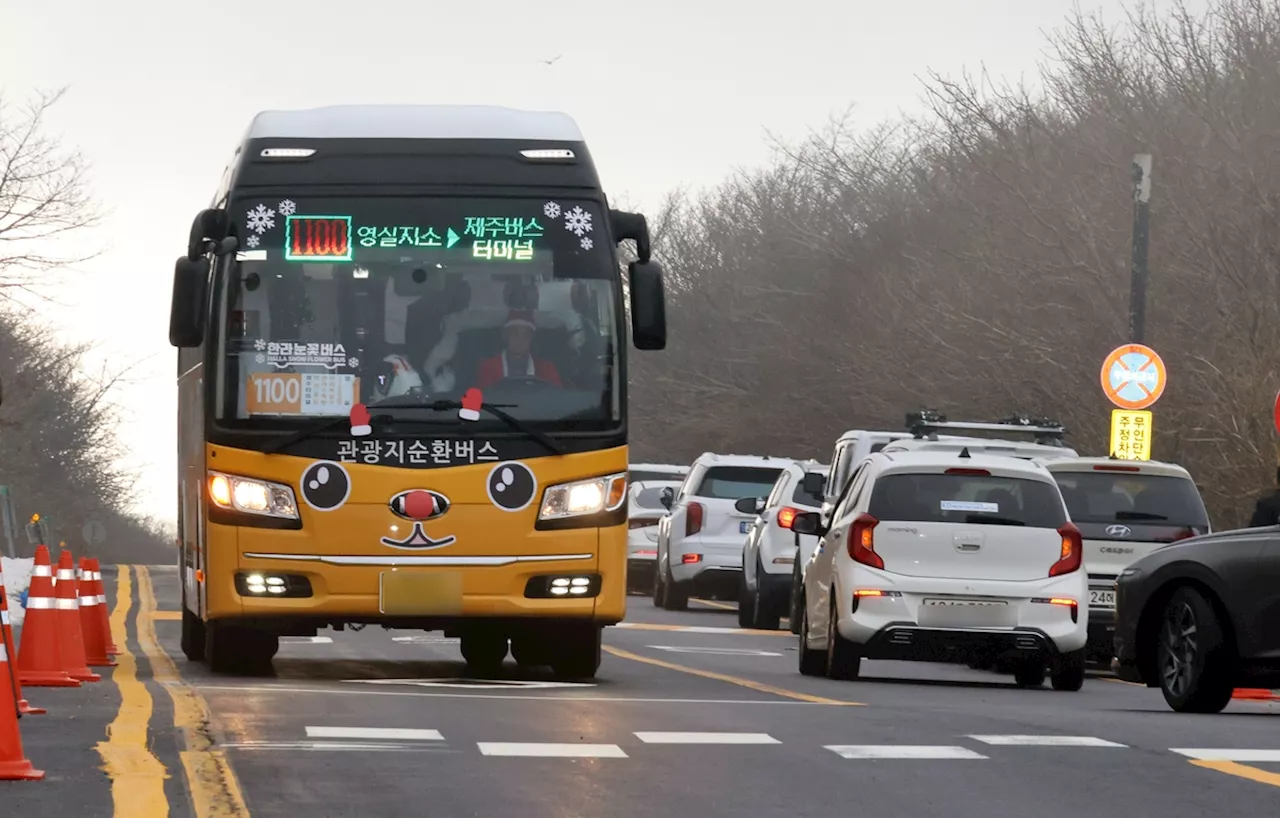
[285,216,353,261]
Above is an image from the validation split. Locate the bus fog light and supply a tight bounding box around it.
[525,574,602,599]
[236,572,313,599]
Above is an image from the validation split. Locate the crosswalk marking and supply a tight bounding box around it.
[969,735,1127,747]
[825,745,988,760]
[477,742,628,758]
[1171,749,1280,762]
[306,726,443,741]
[634,732,780,744]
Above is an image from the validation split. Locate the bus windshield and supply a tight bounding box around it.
[213,195,620,430]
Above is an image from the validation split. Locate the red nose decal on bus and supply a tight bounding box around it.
[389,490,450,520]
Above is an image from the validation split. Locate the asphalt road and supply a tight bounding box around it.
[5,568,1280,817]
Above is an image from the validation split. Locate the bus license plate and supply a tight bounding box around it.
[1089,589,1116,608]
[380,570,463,616]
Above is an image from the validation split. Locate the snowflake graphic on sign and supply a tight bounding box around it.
[254,339,267,351]
[580,236,593,250]
[563,206,593,236]
[245,234,261,248]
[543,201,562,219]
[278,199,298,217]
[246,204,276,235]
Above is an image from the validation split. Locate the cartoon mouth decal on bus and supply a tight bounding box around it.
[380,522,457,550]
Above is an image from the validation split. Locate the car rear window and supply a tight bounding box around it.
[630,469,684,484]
[1051,472,1209,528]
[633,487,672,509]
[791,474,825,507]
[694,466,784,500]
[868,472,1068,529]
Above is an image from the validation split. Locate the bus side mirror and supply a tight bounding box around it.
[629,260,666,350]
[169,256,210,348]
[187,209,233,260]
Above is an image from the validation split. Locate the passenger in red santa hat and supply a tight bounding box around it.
[475,309,562,389]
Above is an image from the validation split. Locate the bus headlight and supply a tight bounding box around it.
[208,471,299,520]
[538,473,627,521]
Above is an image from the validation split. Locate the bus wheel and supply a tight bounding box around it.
[510,633,552,668]
[550,623,602,680]
[461,628,508,676]
[181,607,206,662]
[205,621,278,675]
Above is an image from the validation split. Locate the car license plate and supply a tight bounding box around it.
[1089,589,1116,608]
[740,521,751,534]
[922,598,1006,608]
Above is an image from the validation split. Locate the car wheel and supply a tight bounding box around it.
[826,596,862,681]
[180,583,205,662]
[1157,586,1235,713]
[737,572,753,628]
[662,564,689,611]
[652,557,668,607]
[1013,661,1046,688]
[1050,649,1086,691]
[788,562,802,635]
[797,605,827,676]
[749,559,782,630]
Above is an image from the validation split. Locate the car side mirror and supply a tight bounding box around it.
[790,511,823,536]
[801,473,825,496]
[659,486,674,510]
[628,260,666,350]
[169,256,211,348]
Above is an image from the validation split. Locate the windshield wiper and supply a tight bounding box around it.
[962,513,1026,526]
[1115,510,1169,521]
[260,396,564,457]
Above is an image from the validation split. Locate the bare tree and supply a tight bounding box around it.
[0,89,100,298]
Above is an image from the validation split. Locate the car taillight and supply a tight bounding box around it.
[777,506,800,529]
[1170,527,1198,542]
[1092,464,1141,472]
[686,502,704,537]
[847,513,883,569]
[1050,522,1083,577]
[629,518,659,530]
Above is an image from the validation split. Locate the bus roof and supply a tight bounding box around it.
[244,105,585,143]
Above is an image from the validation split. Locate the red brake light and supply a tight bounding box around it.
[777,506,800,529]
[1171,527,1198,542]
[847,513,883,569]
[686,502,704,537]
[1050,522,1083,577]
[945,468,991,476]
[1093,464,1141,472]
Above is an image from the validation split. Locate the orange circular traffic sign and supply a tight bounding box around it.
[1100,343,1166,410]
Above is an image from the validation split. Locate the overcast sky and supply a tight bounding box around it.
[1,0,1199,520]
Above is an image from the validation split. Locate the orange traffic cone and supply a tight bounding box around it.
[0,582,44,716]
[54,550,99,683]
[16,547,78,688]
[86,560,119,656]
[1232,688,1279,700]
[78,558,114,668]
[0,602,44,780]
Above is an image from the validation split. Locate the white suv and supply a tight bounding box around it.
[1043,457,1210,665]
[653,454,789,611]
[794,449,1088,690]
[627,479,683,594]
[737,460,828,630]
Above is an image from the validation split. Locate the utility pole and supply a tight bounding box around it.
[1129,154,1153,344]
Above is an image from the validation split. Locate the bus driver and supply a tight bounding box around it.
[476,309,563,388]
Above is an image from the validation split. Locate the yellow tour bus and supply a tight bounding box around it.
[168,105,667,679]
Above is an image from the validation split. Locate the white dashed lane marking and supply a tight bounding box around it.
[305,726,444,741]
[477,743,628,758]
[825,745,988,760]
[634,732,780,744]
[969,735,1128,747]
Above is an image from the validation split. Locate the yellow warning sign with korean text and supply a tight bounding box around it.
[1110,409,1153,461]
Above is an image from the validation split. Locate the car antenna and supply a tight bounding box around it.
[959,447,971,459]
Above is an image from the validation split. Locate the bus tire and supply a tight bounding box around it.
[550,624,602,680]
[205,621,277,675]
[181,607,206,662]
[511,632,552,668]
[461,628,508,676]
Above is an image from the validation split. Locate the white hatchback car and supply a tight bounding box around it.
[653,453,789,611]
[794,449,1089,690]
[627,479,682,593]
[737,460,827,630]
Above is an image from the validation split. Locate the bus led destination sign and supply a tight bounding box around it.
[286,216,353,261]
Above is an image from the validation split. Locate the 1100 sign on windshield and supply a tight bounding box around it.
[286,216,354,262]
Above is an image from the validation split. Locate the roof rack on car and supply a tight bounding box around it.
[904,409,1068,447]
